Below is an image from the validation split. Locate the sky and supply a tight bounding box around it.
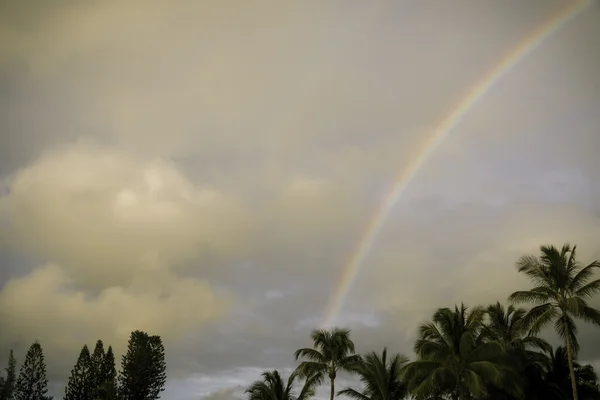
[1,0,600,399]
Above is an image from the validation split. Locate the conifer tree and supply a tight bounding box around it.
[89,341,105,391]
[98,347,116,389]
[64,345,93,400]
[14,342,49,400]
[0,350,17,400]
[118,331,166,400]
[95,381,120,400]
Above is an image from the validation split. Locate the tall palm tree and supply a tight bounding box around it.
[508,244,600,400]
[402,304,511,400]
[245,369,321,400]
[294,328,362,400]
[338,347,409,400]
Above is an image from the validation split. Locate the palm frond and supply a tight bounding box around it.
[569,258,600,291]
[336,388,371,400]
[297,373,323,400]
[577,303,600,327]
[522,303,559,335]
[293,348,327,363]
[521,336,552,353]
[516,254,552,286]
[465,341,505,364]
[294,361,327,379]
[508,289,552,305]
[337,354,363,371]
[574,277,600,299]
[465,304,486,331]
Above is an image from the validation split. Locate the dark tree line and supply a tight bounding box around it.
[2,243,598,400]
[0,350,16,400]
[0,331,166,400]
[247,243,600,400]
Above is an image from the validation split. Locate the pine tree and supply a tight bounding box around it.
[0,350,17,400]
[14,342,49,400]
[64,345,93,400]
[89,341,105,391]
[118,331,166,400]
[98,347,116,389]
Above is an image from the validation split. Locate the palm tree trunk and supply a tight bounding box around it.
[329,377,335,400]
[564,319,579,400]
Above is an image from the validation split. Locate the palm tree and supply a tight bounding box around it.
[484,302,551,354]
[338,347,409,400]
[402,304,511,400]
[508,244,600,400]
[245,369,321,400]
[483,302,553,399]
[294,328,362,400]
[545,346,600,400]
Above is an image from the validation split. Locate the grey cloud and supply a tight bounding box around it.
[201,386,245,400]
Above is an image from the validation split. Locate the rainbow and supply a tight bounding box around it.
[321,0,592,328]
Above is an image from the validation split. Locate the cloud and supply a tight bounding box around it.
[0,143,249,377]
[1,0,568,176]
[201,386,245,400]
[372,201,600,349]
[0,263,226,359]
[2,143,250,287]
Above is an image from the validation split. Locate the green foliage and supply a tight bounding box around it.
[0,350,17,400]
[89,341,105,392]
[294,328,362,400]
[509,244,600,400]
[337,347,408,400]
[86,341,116,400]
[482,302,553,399]
[403,304,514,400]
[545,346,600,400]
[245,370,320,400]
[118,331,166,400]
[98,347,116,390]
[94,381,121,400]
[64,345,93,400]
[14,342,49,400]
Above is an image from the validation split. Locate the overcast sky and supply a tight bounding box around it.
[1,1,600,399]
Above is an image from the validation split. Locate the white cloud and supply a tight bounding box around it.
[3,143,250,287]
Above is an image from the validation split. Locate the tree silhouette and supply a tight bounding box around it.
[64,345,93,400]
[14,342,49,400]
[509,244,600,400]
[0,350,17,400]
[338,347,409,400]
[98,347,116,390]
[483,302,553,399]
[403,304,512,400]
[545,346,600,400]
[245,369,320,400]
[294,328,362,400]
[90,341,105,392]
[119,331,166,400]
